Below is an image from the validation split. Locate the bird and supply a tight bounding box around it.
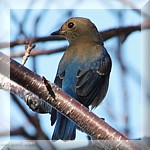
[50,17,112,140]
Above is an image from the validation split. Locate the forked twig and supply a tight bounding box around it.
[21,40,35,65]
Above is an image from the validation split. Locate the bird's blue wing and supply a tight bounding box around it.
[76,48,112,108]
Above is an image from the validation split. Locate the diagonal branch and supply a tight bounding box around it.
[0,52,142,149]
[0,73,51,113]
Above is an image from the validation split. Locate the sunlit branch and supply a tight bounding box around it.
[0,52,142,150]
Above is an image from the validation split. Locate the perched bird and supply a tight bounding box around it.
[51,17,112,140]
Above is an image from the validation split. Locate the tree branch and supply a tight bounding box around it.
[0,52,142,149]
[10,46,66,58]
[0,73,50,113]
[1,21,150,49]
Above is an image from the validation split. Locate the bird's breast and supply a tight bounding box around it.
[59,44,103,75]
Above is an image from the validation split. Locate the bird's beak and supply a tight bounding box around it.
[51,29,66,36]
[51,30,60,35]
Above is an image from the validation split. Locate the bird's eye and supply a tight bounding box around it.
[68,22,74,28]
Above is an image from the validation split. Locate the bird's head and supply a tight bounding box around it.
[51,17,103,44]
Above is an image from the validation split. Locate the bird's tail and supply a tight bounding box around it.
[52,113,76,140]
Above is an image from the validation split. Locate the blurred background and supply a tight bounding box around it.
[0,0,150,149]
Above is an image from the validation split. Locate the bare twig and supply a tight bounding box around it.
[21,40,35,65]
[9,36,64,48]
[10,46,66,58]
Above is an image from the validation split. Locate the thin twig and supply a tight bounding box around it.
[21,40,35,65]
[11,46,66,58]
